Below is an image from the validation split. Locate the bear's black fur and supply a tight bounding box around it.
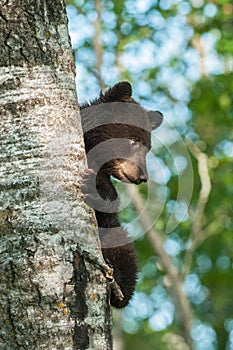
[80,82,162,308]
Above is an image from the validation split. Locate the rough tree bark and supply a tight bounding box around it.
[0,1,112,349]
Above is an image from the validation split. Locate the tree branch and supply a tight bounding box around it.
[128,187,193,349]
[183,139,211,274]
[192,34,207,78]
[93,0,104,89]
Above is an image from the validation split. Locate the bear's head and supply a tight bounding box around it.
[80,82,163,185]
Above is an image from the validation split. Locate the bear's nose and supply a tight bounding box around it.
[139,174,148,182]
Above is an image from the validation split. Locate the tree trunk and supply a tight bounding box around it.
[0,1,112,349]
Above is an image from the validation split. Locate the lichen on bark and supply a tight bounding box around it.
[0,1,112,349]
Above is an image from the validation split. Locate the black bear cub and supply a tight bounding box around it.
[80,82,162,308]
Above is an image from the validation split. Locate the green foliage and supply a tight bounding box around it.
[66,0,233,348]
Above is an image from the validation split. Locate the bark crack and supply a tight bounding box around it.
[19,47,30,63]
[4,29,12,51]
[72,251,89,350]
[1,0,9,7]
[72,251,88,320]
[7,295,20,349]
[0,10,8,22]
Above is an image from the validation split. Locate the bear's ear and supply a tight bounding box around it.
[101,81,133,102]
[147,110,163,130]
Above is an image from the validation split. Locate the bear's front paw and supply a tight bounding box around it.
[81,168,99,209]
[81,169,118,213]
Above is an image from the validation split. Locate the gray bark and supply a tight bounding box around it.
[0,1,112,349]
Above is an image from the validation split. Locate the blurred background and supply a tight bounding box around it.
[65,1,233,349]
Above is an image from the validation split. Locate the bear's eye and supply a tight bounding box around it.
[130,139,138,146]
